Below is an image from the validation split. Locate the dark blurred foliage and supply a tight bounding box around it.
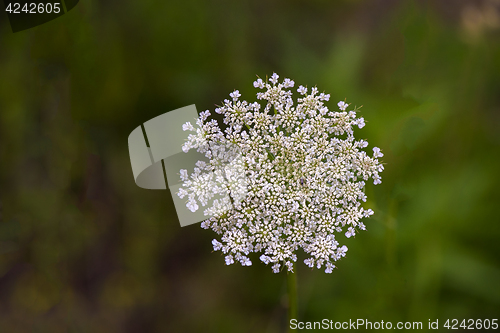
[0,0,500,332]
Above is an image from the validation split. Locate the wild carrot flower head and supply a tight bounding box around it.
[177,73,384,273]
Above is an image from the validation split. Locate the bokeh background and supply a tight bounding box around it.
[1,0,500,332]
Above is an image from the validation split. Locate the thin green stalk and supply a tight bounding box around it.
[287,264,298,332]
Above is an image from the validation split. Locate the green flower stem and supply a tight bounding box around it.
[287,264,298,332]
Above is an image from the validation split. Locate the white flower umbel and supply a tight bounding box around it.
[177,74,383,273]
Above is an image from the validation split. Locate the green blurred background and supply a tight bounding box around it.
[1,0,499,332]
